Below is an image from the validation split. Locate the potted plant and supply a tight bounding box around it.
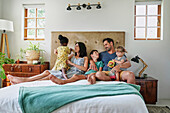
[20,42,45,64]
[0,52,15,79]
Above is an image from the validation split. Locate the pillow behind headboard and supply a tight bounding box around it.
[51,31,125,69]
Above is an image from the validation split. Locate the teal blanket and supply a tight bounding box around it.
[18,83,142,113]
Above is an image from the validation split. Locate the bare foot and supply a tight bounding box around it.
[87,75,96,84]
[91,75,96,84]
[7,74,26,84]
[49,74,66,85]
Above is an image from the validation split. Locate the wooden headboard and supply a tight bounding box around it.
[51,31,125,69]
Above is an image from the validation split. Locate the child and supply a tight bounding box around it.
[53,35,73,79]
[85,50,104,84]
[107,46,127,81]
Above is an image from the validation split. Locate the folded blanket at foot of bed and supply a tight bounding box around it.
[18,83,143,113]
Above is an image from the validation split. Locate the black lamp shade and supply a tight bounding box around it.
[67,6,71,10]
[131,55,140,63]
[87,5,91,10]
[76,6,81,10]
[96,4,101,9]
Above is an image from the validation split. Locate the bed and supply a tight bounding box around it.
[0,31,148,113]
[0,80,148,113]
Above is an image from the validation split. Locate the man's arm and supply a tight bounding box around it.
[119,59,131,68]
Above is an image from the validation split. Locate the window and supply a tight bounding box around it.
[24,5,45,40]
[134,1,162,40]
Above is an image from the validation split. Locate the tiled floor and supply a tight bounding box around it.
[147,99,170,107]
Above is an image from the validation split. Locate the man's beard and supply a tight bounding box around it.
[105,47,111,51]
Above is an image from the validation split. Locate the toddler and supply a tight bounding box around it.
[107,46,127,81]
[53,35,73,79]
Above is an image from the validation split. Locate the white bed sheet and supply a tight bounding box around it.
[0,80,148,113]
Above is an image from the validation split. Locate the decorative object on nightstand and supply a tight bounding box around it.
[19,42,45,64]
[131,55,148,79]
[2,61,49,87]
[0,19,14,58]
[136,77,158,104]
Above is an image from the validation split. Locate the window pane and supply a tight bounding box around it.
[136,28,145,38]
[37,8,45,17]
[148,5,158,15]
[37,29,45,38]
[136,17,146,27]
[147,28,157,38]
[28,8,36,17]
[136,5,146,15]
[27,19,36,28]
[37,19,45,28]
[148,16,158,27]
[27,29,35,38]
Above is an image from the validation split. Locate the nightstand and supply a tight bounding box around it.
[136,77,158,104]
[2,61,49,87]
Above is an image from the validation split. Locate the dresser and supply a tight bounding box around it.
[2,61,49,87]
[136,77,158,104]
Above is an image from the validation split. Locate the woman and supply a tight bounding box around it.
[8,42,88,84]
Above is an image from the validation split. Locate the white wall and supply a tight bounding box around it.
[2,0,170,99]
[0,0,2,18]
[0,0,2,87]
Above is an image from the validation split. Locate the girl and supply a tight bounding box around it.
[52,35,73,79]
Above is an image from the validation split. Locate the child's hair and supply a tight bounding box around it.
[58,35,69,44]
[116,46,127,53]
[89,50,98,59]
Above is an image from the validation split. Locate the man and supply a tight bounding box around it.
[89,38,135,84]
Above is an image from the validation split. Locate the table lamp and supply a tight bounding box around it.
[0,19,14,58]
[131,55,148,79]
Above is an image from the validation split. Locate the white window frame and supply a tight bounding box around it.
[22,4,45,41]
[134,1,162,40]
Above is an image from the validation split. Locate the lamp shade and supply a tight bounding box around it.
[0,19,14,32]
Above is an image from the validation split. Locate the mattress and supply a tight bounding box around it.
[0,80,148,113]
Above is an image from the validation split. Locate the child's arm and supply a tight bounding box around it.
[99,67,103,71]
[69,48,75,54]
[113,59,125,64]
[54,49,58,55]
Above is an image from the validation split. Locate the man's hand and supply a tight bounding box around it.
[89,60,98,71]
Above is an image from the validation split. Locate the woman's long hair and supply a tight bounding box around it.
[75,42,87,58]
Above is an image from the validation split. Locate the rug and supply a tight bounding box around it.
[147,106,170,113]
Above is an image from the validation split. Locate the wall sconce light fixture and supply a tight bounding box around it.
[67,2,101,11]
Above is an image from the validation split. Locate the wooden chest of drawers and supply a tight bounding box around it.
[136,77,158,104]
[2,61,49,87]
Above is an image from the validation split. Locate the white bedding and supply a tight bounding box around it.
[0,80,148,113]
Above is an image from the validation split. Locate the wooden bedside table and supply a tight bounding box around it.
[2,61,49,87]
[136,77,158,104]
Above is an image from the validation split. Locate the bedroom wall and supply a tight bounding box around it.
[1,0,170,99]
[0,0,2,18]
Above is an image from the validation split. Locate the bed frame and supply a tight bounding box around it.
[51,31,125,69]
